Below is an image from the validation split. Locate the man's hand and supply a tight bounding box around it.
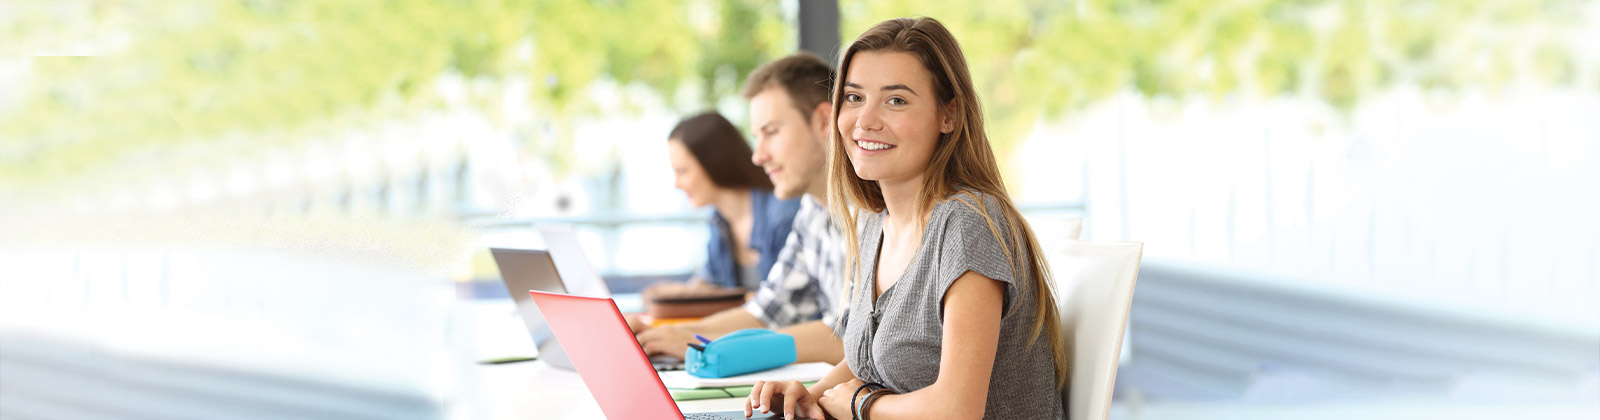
[628,297,765,359]
[635,324,699,359]
[624,314,649,335]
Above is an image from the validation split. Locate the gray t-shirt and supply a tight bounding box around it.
[837,190,1065,419]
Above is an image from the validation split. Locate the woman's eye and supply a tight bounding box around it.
[888,97,907,106]
[845,93,862,103]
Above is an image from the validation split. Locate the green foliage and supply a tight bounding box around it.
[1,0,1588,193]
[843,0,1592,161]
[0,0,786,190]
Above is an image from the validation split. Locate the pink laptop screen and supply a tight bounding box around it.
[527,290,680,419]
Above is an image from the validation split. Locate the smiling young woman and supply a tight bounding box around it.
[744,17,1068,420]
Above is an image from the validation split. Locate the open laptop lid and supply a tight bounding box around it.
[488,248,573,369]
[527,291,681,419]
[488,248,565,341]
[536,224,612,298]
[529,291,805,419]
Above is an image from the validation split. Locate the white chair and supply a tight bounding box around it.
[1046,241,1143,420]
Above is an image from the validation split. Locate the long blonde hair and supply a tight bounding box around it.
[826,17,1068,389]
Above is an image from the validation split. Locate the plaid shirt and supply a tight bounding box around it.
[742,195,846,328]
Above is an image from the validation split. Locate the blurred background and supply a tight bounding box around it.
[1,0,1596,419]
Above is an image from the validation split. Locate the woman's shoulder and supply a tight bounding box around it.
[932,188,1008,227]
[926,188,1024,286]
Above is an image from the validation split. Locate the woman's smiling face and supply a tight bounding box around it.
[836,51,952,185]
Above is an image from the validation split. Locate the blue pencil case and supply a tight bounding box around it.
[685,329,797,378]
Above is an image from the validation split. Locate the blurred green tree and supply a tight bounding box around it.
[842,0,1592,167]
[0,0,787,193]
[0,0,1589,197]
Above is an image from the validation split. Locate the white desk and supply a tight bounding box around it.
[449,298,750,419]
[460,359,750,419]
[444,296,1600,420]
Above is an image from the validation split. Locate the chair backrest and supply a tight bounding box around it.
[1045,241,1143,420]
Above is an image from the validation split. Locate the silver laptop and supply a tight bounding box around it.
[492,226,683,371]
[535,224,613,298]
[489,247,578,369]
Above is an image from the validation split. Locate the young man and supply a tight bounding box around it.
[632,52,846,364]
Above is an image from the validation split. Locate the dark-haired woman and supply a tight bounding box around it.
[666,111,801,292]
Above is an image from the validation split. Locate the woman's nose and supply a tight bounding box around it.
[855,104,884,131]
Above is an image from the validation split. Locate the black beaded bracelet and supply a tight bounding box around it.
[858,388,895,420]
[851,382,884,420]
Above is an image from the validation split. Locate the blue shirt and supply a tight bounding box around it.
[701,189,800,290]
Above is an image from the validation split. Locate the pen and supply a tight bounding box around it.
[693,334,712,344]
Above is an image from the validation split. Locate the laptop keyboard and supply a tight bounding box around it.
[687,412,809,420]
[649,355,684,371]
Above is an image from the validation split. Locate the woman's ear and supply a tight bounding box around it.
[940,101,958,134]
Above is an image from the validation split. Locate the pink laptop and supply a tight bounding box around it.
[528,290,811,419]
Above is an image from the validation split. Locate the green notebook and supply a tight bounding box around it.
[668,388,735,400]
[668,382,815,401]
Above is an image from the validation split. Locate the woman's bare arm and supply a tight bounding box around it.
[849,270,1003,420]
